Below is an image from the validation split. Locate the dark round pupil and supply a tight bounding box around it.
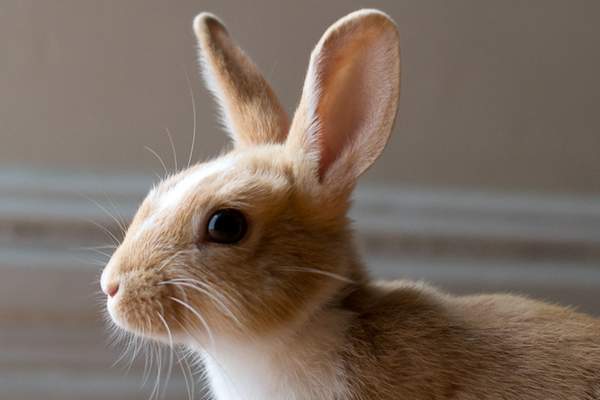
[207,209,247,244]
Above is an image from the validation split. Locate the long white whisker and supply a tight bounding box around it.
[184,67,197,168]
[86,248,113,258]
[126,320,148,374]
[104,193,130,234]
[160,281,242,329]
[144,145,169,177]
[74,256,108,267]
[112,332,134,368]
[167,277,236,310]
[169,296,215,349]
[165,127,178,172]
[175,321,215,400]
[142,343,153,387]
[155,252,182,273]
[84,218,121,245]
[142,316,154,387]
[125,335,140,374]
[157,312,174,400]
[279,266,355,284]
[149,342,162,400]
[176,349,191,400]
[78,244,118,250]
[79,193,127,236]
[176,345,195,400]
[152,171,163,181]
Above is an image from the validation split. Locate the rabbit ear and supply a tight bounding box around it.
[287,9,400,191]
[193,13,289,147]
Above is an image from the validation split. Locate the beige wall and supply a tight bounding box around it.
[1,0,599,194]
[1,3,599,398]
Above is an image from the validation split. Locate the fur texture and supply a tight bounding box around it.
[101,9,600,400]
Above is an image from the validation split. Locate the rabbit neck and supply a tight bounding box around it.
[195,288,362,400]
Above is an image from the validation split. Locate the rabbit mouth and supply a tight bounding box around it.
[105,274,225,346]
[104,275,182,341]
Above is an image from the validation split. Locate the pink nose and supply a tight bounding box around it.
[103,281,120,297]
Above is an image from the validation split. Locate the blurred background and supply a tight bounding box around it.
[1,0,599,399]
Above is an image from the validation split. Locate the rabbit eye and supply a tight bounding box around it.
[206,209,247,244]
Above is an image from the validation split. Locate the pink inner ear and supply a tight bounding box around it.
[312,27,395,182]
[317,56,369,178]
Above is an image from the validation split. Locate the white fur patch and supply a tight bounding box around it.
[158,156,236,212]
[198,337,347,400]
[134,156,237,239]
[133,214,158,240]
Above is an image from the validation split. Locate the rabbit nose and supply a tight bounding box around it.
[103,281,120,297]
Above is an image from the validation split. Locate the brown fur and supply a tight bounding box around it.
[101,9,600,399]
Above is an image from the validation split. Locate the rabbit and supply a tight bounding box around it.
[100,8,600,400]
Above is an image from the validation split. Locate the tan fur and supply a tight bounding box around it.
[101,9,600,400]
[194,13,289,147]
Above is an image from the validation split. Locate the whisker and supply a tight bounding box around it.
[278,266,355,284]
[83,217,121,245]
[155,252,183,273]
[169,296,215,349]
[72,256,108,267]
[184,67,197,168]
[126,319,149,374]
[160,280,242,329]
[175,320,203,399]
[157,312,175,400]
[144,145,169,178]
[112,331,134,368]
[124,335,140,374]
[167,277,236,309]
[78,192,127,237]
[141,315,155,387]
[149,342,162,400]
[176,342,195,400]
[165,127,178,172]
[79,244,118,250]
[85,248,113,258]
[104,192,130,234]
[142,342,154,387]
[169,278,191,305]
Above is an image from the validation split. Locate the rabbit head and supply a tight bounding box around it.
[100,9,400,346]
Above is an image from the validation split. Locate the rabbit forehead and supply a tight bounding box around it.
[133,146,293,240]
[156,147,292,210]
[158,154,239,212]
